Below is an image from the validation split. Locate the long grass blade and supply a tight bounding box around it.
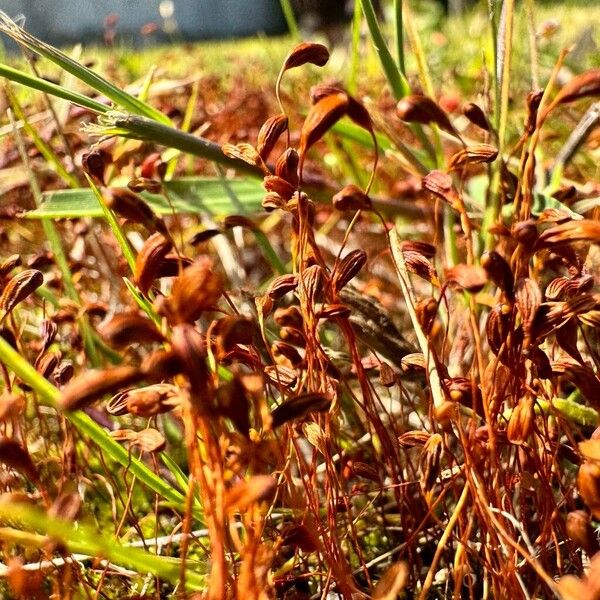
[0,12,170,124]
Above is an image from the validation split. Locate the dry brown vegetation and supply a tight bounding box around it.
[0,3,600,599]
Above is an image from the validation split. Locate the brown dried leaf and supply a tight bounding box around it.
[373,562,409,599]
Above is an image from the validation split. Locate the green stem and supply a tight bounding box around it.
[279,0,300,39]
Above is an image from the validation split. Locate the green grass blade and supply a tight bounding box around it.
[394,0,405,74]
[84,111,262,176]
[0,12,170,125]
[359,0,410,99]
[279,0,300,39]
[27,178,265,219]
[0,63,108,114]
[85,174,137,273]
[0,503,206,590]
[0,334,186,507]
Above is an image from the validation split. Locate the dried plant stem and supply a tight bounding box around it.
[389,226,444,408]
[419,483,469,599]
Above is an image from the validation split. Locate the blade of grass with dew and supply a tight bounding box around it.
[28,177,265,219]
[0,63,108,114]
[0,503,206,590]
[359,0,410,99]
[0,334,187,508]
[84,111,263,176]
[0,12,170,125]
[85,174,137,273]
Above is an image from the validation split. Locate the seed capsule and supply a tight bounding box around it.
[0,269,43,320]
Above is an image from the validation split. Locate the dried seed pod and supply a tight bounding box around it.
[224,475,276,513]
[271,392,331,428]
[515,278,542,346]
[350,460,381,482]
[525,89,544,134]
[0,438,38,482]
[566,510,600,556]
[333,249,367,293]
[214,316,255,357]
[140,152,165,180]
[420,433,443,493]
[257,113,288,161]
[299,93,349,163]
[82,149,111,184]
[481,251,514,300]
[272,340,303,366]
[275,148,300,187]
[445,264,487,293]
[372,562,409,600]
[40,319,58,353]
[264,364,297,387]
[132,428,166,453]
[415,298,438,335]
[59,366,143,411]
[332,184,372,212]
[546,274,594,300]
[400,353,427,376]
[536,219,600,249]
[507,397,535,444]
[578,462,600,518]
[403,251,438,285]
[141,349,182,381]
[398,430,430,448]
[422,170,461,209]
[262,192,286,212]
[222,142,268,174]
[400,240,436,258]
[134,233,173,295]
[170,323,209,395]
[35,351,61,380]
[263,175,296,200]
[273,306,303,328]
[282,42,330,71]
[0,269,43,320]
[188,228,222,246]
[552,69,600,107]
[396,94,460,139]
[127,177,162,194]
[279,326,306,347]
[159,257,223,324]
[215,378,250,435]
[317,303,351,320]
[447,144,498,170]
[52,361,74,386]
[109,384,180,417]
[266,274,299,300]
[98,312,163,348]
[462,102,490,131]
[104,188,167,236]
[486,303,512,355]
[298,264,323,308]
[511,219,538,246]
[379,363,397,387]
[0,255,22,279]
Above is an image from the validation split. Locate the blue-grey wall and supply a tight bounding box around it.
[1,0,286,46]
